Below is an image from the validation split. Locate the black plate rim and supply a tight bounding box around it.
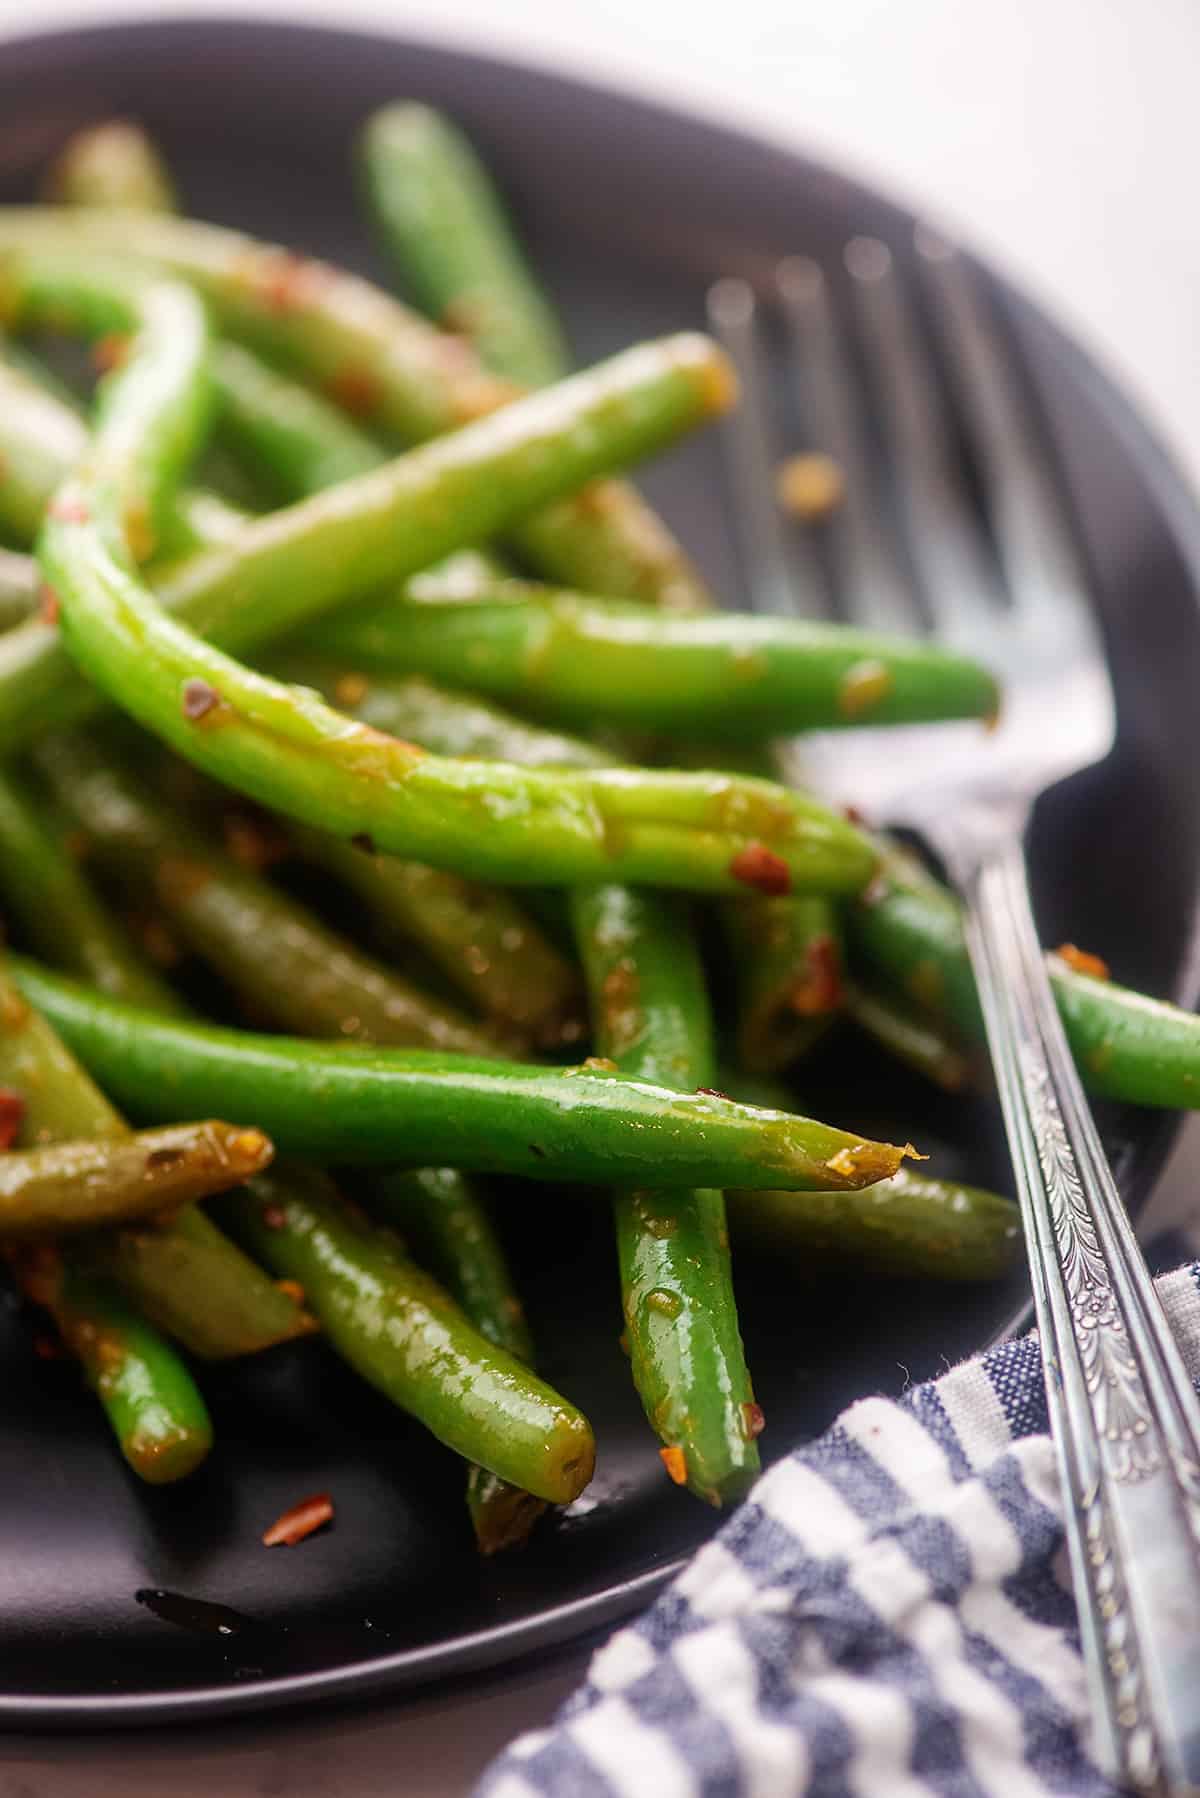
[4,12,1200,1729]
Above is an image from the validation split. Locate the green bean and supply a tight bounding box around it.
[844,979,974,1093]
[227,1163,593,1503]
[570,882,759,1505]
[0,1117,272,1238]
[35,731,501,1055]
[14,959,915,1187]
[0,763,184,1012]
[366,1166,533,1360]
[210,340,387,500]
[366,1163,546,1550]
[0,354,88,542]
[0,963,315,1356]
[723,893,843,1074]
[311,581,999,737]
[47,121,179,215]
[728,1169,1021,1282]
[361,102,571,388]
[89,1202,318,1359]
[0,205,719,611]
[11,1245,212,1482]
[359,104,713,612]
[287,823,584,1050]
[843,840,1200,1108]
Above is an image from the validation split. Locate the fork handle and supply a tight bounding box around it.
[932,815,1200,1795]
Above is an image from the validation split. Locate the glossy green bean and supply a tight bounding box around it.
[312,581,999,736]
[0,961,305,1354]
[729,1169,1021,1282]
[0,763,184,1012]
[0,1117,272,1238]
[1,205,716,611]
[36,731,500,1054]
[210,340,387,500]
[723,893,843,1074]
[843,841,1200,1108]
[0,354,88,542]
[287,822,584,1050]
[570,882,759,1505]
[14,959,915,1187]
[48,121,179,214]
[228,1164,593,1503]
[13,1246,212,1481]
[361,102,571,387]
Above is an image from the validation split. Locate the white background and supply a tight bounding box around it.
[2,2,1199,1791]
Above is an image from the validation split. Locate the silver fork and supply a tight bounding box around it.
[709,237,1200,1795]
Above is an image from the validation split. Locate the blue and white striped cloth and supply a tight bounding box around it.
[477,1262,1200,1798]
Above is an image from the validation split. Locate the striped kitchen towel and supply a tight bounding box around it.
[477,1261,1200,1798]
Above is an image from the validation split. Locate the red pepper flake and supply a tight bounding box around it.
[47,496,90,525]
[181,677,221,722]
[659,1446,688,1486]
[262,1492,334,1547]
[92,333,129,374]
[325,366,381,419]
[261,1204,287,1231]
[1055,942,1110,982]
[276,1279,306,1306]
[251,252,331,316]
[792,934,842,1016]
[0,1087,25,1150]
[694,1087,730,1100]
[729,842,791,896]
[38,585,61,627]
[741,1402,766,1441]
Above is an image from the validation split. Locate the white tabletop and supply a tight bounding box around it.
[2,2,1199,1789]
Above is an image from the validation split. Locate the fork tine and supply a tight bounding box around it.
[915,229,1092,633]
[775,255,918,637]
[844,236,1006,644]
[706,276,824,617]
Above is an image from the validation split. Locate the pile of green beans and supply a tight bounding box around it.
[0,103,1184,1558]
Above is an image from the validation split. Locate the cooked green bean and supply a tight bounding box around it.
[0,1117,272,1238]
[842,839,1200,1108]
[0,547,36,626]
[723,893,843,1074]
[570,882,759,1505]
[362,102,570,388]
[47,121,179,215]
[0,763,184,1012]
[227,1163,593,1503]
[210,340,387,500]
[0,961,315,1356]
[36,731,501,1054]
[287,823,583,1050]
[14,959,914,1187]
[311,581,999,737]
[0,206,718,611]
[0,353,89,542]
[12,1244,212,1481]
[728,1169,1021,1282]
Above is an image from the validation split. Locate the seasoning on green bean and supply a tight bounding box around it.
[14,959,916,1187]
[844,978,974,1094]
[11,1244,213,1482]
[0,763,185,1012]
[47,120,179,215]
[311,580,999,737]
[287,822,584,1050]
[210,340,388,501]
[569,881,760,1505]
[36,730,502,1054]
[0,1117,272,1239]
[0,960,315,1355]
[226,1164,594,1503]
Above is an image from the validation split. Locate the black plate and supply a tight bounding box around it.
[3,16,1200,1730]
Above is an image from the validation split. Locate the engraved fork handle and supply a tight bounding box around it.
[930,811,1200,1795]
